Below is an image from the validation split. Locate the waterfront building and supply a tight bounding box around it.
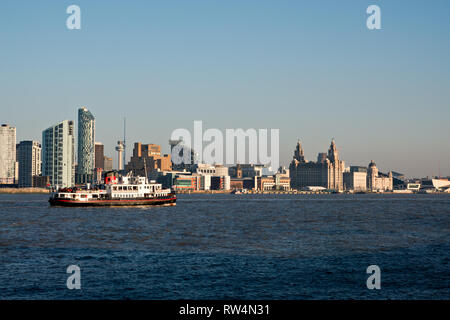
[391,171,406,189]
[230,178,256,190]
[195,163,229,177]
[420,178,450,192]
[343,166,367,192]
[257,176,276,191]
[229,164,264,178]
[367,161,393,192]
[0,124,16,184]
[149,170,187,189]
[169,139,199,171]
[103,156,113,171]
[42,120,75,188]
[274,171,291,190]
[17,141,42,187]
[173,174,204,191]
[170,165,231,191]
[194,163,230,190]
[406,183,421,192]
[76,107,95,184]
[289,139,345,191]
[126,143,171,176]
[33,175,50,188]
[94,142,104,169]
[256,170,291,191]
[211,175,230,190]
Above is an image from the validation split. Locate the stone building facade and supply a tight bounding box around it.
[289,140,345,191]
[367,161,393,192]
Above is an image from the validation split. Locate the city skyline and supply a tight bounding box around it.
[3,115,448,180]
[1,1,450,178]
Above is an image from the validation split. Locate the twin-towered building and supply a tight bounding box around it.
[289,139,345,191]
[289,139,393,192]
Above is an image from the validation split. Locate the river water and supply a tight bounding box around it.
[0,193,449,299]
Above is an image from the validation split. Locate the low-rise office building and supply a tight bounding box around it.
[343,166,367,192]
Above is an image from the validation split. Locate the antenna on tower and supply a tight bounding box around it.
[123,117,126,170]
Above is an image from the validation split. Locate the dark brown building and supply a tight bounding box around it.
[126,143,172,176]
[94,142,104,169]
[33,176,50,188]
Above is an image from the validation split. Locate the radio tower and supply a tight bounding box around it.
[115,117,127,171]
[123,117,126,171]
[115,141,124,170]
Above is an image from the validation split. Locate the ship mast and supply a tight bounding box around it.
[123,117,126,171]
[143,157,148,182]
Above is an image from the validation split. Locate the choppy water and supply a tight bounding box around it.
[0,193,449,299]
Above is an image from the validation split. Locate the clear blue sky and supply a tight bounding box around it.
[1,0,449,178]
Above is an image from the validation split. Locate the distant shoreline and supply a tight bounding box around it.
[1,188,448,195]
[175,190,450,195]
[0,188,50,194]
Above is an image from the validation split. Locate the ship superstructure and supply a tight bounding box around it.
[49,174,176,206]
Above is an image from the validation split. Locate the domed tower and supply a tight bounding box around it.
[290,140,306,190]
[368,160,378,176]
[367,160,378,192]
[326,139,344,191]
[327,139,339,163]
[293,140,306,163]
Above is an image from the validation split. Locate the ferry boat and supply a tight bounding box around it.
[49,174,176,207]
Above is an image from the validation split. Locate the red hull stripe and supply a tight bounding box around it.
[51,197,176,204]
